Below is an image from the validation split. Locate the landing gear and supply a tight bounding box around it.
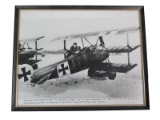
[88,68,116,80]
[108,72,116,80]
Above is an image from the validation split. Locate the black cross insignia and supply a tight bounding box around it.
[18,67,31,82]
[58,63,69,75]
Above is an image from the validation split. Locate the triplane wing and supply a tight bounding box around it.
[18,36,46,83]
[29,27,141,85]
[89,63,137,73]
[20,36,45,43]
[107,45,140,53]
[52,27,139,41]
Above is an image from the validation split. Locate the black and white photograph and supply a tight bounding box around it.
[12,6,149,110]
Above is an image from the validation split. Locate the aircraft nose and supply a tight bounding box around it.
[95,50,109,62]
[30,74,50,84]
[30,76,37,84]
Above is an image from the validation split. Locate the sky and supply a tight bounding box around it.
[19,10,140,49]
[18,9,142,72]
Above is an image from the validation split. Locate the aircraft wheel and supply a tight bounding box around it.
[88,68,107,80]
[108,72,116,80]
[88,68,95,78]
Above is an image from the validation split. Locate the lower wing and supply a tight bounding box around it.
[90,62,137,73]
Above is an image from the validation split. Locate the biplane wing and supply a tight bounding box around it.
[90,63,137,73]
[52,27,140,41]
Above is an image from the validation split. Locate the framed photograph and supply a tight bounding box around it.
[12,6,149,111]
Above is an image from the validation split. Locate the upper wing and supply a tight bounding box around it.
[52,27,140,41]
[20,36,45,43]
[114,27,140,34]
[39,45,140,55]
[91,63,137,73]
[107,45,140,53]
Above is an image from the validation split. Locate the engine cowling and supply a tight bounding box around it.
[108,72,116,80]
[88,67,116,80]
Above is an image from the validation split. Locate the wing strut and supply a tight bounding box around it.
[95,37,99,46]
[128,53,130,65]
[127,34,130,65]
[35,40,44,61]
[81,37,84,48]
[64,40,66,50]
[83,37,93,46]
[35,41,38,61]
[99,36,105,46]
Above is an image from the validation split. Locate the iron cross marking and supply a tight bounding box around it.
[58,63,69,75]
[18,67,31,82]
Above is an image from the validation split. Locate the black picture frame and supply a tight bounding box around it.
[12,5,149,111]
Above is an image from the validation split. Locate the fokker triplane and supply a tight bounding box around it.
[18,36,45,69]
[29,27,140,85]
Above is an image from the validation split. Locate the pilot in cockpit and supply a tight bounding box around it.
[70,42,81,54]
[65,42,81,58]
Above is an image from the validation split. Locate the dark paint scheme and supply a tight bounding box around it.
[19,51,40,70]
[31,45,137,84]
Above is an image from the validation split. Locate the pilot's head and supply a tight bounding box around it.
[73,42,77,47]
